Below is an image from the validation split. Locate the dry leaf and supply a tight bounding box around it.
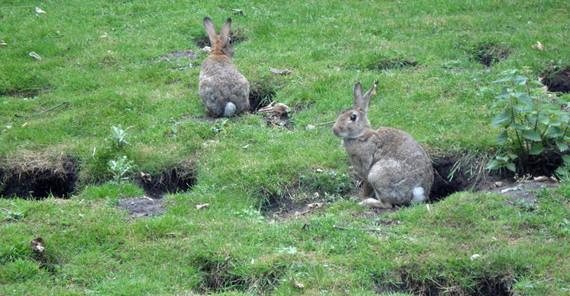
[35,7,47,14]
[269,67,293,75]
[196,203,210,209]
[30,237,46,253]
[29,52,42,60]
[291,277,305,289]
[531,41,546,51]
[0,40,7,46]
[307,202,323,209]
[100,33,108,38]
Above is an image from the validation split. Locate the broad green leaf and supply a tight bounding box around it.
[529,143,544,155]
[539,113,550,125]
[495,130,509,144]
[562,155,570,164]
[522,130,542,141]
[547,126,563,138]
[486,159,500,170]
[514,75,528,85]
[506,162,516,172]
[492,77,512,83]
[518,94,533,107]
[491,111,512,128]
[512,123,528,131]
[556,138,569,152]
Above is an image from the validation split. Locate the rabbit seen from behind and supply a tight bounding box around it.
[198,17,249,117]
[332,81,434,208]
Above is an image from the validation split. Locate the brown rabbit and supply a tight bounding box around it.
[332,80,434,208]
[198,17,249,117]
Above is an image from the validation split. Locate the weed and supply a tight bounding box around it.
[487,69,570,175]
[108,125,130,149]
[108,156,134,184]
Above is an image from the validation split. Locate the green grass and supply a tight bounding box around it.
[1,0,569,295]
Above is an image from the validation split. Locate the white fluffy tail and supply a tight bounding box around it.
[412,187,426,204]
[223,102,237,117]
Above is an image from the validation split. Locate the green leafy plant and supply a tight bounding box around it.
[108,155,134,184]
[108,125,131,149]
[487,69,570,173]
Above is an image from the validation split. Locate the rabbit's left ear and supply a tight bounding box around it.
[362,80,379,110]
[220,18,232,44]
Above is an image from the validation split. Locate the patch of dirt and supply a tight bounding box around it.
[135,162,197,198]
[367,58,418,71]
[0,153,78,199]
[117,197,166,218]
[0,86,51,98]
[154,50,197,62]
[540,65,570,93]
[471,42,510,67]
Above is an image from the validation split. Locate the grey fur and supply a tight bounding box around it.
[332,81,434,208]
[198,17,249,117]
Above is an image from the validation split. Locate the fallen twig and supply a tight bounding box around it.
[15,101,69,118]
[315,121,335,126]
[333,224,381,232]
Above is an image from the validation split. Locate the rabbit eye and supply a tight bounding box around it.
[350,114,357,121]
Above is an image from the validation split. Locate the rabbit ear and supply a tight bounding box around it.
[219,18,232,44]
[353,82,365,111]
[203,17,218,45]
[362,80,379,107]
[354,80,378,112]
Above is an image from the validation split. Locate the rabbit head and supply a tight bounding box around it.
[333,80,379,139]
[203,17,234,58]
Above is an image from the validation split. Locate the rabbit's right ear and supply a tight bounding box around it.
[203,17,217,45]
[353,82,366,111]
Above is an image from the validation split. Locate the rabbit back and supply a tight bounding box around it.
[198,55,250,117]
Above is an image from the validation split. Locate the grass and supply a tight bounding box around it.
[1,0,569,294]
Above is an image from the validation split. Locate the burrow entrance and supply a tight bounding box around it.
[540,65,570,93]
[375,271,514,296]
[258,151,563,220]
[192,252,285,294]
[0,154,78,199]
[470,42,510,67]
[135,161,197,198]
[0,155,197,202]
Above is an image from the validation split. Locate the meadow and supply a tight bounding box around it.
[1,0,569,295]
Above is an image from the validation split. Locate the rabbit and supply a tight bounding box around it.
[332,80,434,208]
[198,17,250,117]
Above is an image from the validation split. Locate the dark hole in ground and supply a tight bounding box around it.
[192,29,248,48]
[375,271,514,296]
[192,253,285,294]
[0,154,77,199]
[249,80,277,112]
[194,254,249,293]
[135,161,197,198]
[366,58,418,71]
[256,170,356,220]
[470,42,510,67]
[540,65,570,93]
[0,87,50,98]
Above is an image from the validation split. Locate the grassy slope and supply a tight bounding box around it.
[1,0,569,295]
